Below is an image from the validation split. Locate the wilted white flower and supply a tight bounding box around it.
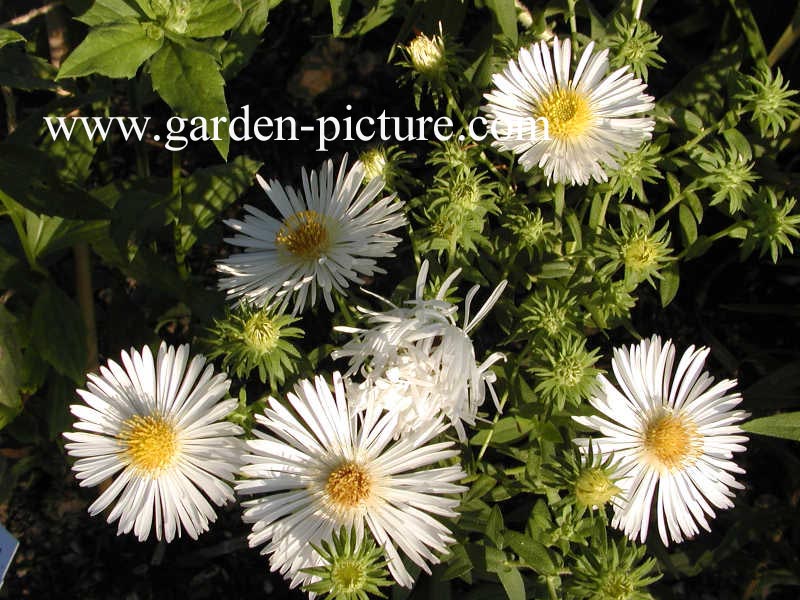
[334,260,506,441]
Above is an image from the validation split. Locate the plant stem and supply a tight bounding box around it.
[2,86,16,133]
[74,242,98,372]
[1,2,62,28]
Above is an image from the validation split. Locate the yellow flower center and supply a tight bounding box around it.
[643,413,700,471]
[120,414,179,474]
[326,462,372,508]
[275,210,330,260]
[537,88,592,140]
[331,559,366,592]
[243,312,279,352]
[623,237,658,269]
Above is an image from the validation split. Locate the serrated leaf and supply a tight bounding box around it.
[150,40,230,159]
[186,0,244,38]
[57,22,163,79]
[505,530,556,575]
[176,156,261,254]
[743,412,800,441]
[30,283,87,383]
[76,0,146,26]
[0,29,25,49]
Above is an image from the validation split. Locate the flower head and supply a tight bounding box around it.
[483,36,655,185]
[568,534,660,600]
[64,343,243,542]
[743,188,800,262]
[204,303,303,389]
[217,155,406,314]
[303,527,392,600]
[237,373,466,589]
[333,260,506,441]
[574,336,749,545]
[736,65,800,139]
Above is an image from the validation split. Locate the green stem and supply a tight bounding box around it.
[665,107,744,159]
[566,0,578,37]
[707,221,748,242]
[74,242,98,372]
[128,79,149,178]
[594,191,612,234]
[445,86,469,131]
[553,182,565,238]
[654,189,687,219]
[477,388,510,461]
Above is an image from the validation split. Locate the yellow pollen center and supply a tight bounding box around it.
[120,414,179,474]
[275,210,330,260]
[624,237,658,268]
[243,313,279,352]
[643,413,699,470]
[537,88,592,140]
[326,462,372,508]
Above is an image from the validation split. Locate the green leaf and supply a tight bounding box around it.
[442,544,473,581]
[57,22,164,79]
[330,0,352,36]
[76,0,147,26]
[185,0,244,38]
[727,0,767,63]
[496,567,525,600]
[30,283,88,384]
[0,145,109,220]
[486,0,518,46]
[149,40,230,159]
[0,29,25,49]
[342,0,401,37]
[678,204,697,245]
[0,305,23,428]
[175,156,262,255]
[743,412,800,442]
[221,0,271,79]
[470,417,534,446]
[659,263,680,307]
[40,122,98,184]
[0,48,58,90]
[505,531,556,575]
[485,505,505,548]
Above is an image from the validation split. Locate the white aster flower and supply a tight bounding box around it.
[333,260,506,441]
[237,373,466,589]
[64,343,244,542]
[574,336,749,545]
[217,155,407,314]
[483,36,655,185]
